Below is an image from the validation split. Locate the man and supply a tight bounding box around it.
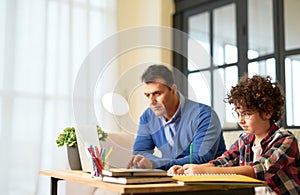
[127,64,226,170]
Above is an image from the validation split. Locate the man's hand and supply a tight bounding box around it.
[127,154,153,169]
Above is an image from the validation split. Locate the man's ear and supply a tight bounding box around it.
[171,84,177,93]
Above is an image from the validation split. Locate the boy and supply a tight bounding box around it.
[168,75,300,194]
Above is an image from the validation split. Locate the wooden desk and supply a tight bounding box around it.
[40,170,257,195]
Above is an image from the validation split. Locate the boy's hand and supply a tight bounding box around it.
[167,165,184,175]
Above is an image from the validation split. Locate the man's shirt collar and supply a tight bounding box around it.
[161,92,185,126]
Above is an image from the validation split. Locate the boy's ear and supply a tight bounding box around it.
[263,106,273,120]
[264,112,273,120]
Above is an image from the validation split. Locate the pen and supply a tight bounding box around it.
[95,146,103,170]
[189,142,194,164]
[87,147,97,176]
[104,147,113,167]
[101,147,106,162]
[88,147,103,172]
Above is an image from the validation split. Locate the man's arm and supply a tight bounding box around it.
[159,107,225,169]
[131,133,173,169]
[130,109,170,169]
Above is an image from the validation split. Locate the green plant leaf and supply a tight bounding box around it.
[97,125,108,142]
[55,127,77,147]
[56,125,108,147]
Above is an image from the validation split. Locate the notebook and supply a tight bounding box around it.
[102,176,173,184]
[101,168,172,184]
[172,174,265,186]
[75,125,101,173]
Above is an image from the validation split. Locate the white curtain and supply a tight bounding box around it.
[0,0,116,194]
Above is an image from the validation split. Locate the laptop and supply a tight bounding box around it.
[75,125,101,173]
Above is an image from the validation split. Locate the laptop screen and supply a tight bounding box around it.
[75,125,100,172]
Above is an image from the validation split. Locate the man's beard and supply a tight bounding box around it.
[150,103,166,117]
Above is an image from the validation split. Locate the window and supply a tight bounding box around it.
[173,0,300,129]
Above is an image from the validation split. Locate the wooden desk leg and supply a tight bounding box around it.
[50,177,62,195]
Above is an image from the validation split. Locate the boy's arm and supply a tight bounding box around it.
[183,164,256,178]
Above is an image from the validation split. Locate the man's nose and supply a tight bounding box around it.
[149,94,156,104]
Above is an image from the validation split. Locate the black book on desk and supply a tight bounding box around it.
[101,168,168,177]
[101,168,173,184]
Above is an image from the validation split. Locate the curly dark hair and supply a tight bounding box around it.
[225,74,285,122]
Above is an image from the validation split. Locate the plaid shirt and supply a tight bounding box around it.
[210,124,300,194]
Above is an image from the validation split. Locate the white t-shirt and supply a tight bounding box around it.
[252,144,277,195]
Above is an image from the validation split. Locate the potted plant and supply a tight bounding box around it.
[56,125,108,170]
